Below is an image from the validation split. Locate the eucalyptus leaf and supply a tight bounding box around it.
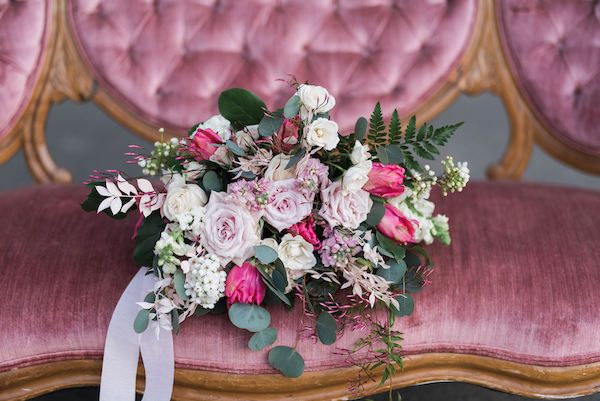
[268,346,305,378]
[286,148,306,170]
[225,140,246,156]
[202,170,222,192]
[376,231,406,261]
[133,309,150,333]
[173,269,188,301]
[254,245,279,264]
[248,327,277,351]
[228,303,271,332]
[354,117,368,142]
[272,269,287,293]
[283,95,301,119]
[258,115,284,137]
[218,88,266,126]
[376,260,407,285]
[316,311,337,345]
[171,308,180,334]
[133,212,165,267]
[377,144,404,165]
[392,294,415,317]
[256,265,291,306]
[365,202,386,227]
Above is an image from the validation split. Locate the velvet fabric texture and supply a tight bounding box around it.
[0,182,599,374]
[498,0,600,156]
[0,0,50,139]
[67,0,476,132]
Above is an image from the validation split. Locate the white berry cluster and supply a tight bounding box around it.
[183,254,226,309]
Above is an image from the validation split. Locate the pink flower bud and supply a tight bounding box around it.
[190,127,223,160]
[377,204,416,244]
[273,117,300,153]
[364,162,405,198]
[225,262,267,306]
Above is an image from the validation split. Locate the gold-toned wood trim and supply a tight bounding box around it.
[2,353,600,401]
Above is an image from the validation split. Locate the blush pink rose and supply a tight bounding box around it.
[190,127,223,160]
[289,215,321,250]
[319,181,372,229]
[225,262,266,306]
[273,118,300,153]
[363,162,405,198]
[264,179,312,231]
[377,203,416,244]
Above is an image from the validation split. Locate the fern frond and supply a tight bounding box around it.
[388,109,402,143]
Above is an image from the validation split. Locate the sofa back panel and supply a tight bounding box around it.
[67,0,477,132]
[0,0,50,138]
[498,0,600,157]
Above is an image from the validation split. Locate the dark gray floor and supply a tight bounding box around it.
[31,383,600,401]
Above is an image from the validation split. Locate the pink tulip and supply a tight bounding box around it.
[273,117,300,153]
[289,215,321,250]
[363,162,405,198]
[377,204,416,244]
[190,127,222,160]
[225,262,267,306]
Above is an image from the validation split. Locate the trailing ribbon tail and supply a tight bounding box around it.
[100,268,174,401]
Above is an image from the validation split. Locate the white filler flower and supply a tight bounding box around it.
[184,254,226,309]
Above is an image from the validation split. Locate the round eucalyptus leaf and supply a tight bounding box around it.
[133,309,150,333]
[254,245,278,264]
[392,294,415,317]
[376,260,407,285]
[173,269,188,301]
[258,115,284,137]
[354,117,368,142]
[283,95,301,119]
[202,170,222,192]
[228,303,271,332]
[268,346,305,378]
[316,311,337,345]
[248,327,277,351]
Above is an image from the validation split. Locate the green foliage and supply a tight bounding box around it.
[391,294,414,317]
[228,303,271,333]
[248,327,277,351]
[316,311,337,345]
[268,346,305,378]
[134,309,150,333]
[388,109,402,143]
[133,212,165,267]
[218,88,266,126]
[354,116,368,142]
[376,260,407,285]
[286,147,306,170]
[365,199,386,227]
[225,140,246,156]
[173,270,188,301]
[283,95,301,118]
[376,231,406,261]
[367,102,387,148]
[256,265,291,306]
[258,114,284,136]
[201,170,223,193]
[171,309,180,335]
[254,245,279,264]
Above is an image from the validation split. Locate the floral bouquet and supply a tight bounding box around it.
[82,80,469,387]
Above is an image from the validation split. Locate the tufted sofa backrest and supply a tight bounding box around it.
[66,0,477,133]
[1,0,599,182]
[0,0,51,162]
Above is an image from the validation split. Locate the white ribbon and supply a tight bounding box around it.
[100,268,174,401]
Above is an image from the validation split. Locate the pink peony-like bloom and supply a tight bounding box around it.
[377,203,416,244]
[363,162,405,198]
[225,262,266,306]
[190,127,223,160]
[319,181,372,230]
[273,117,300,153]
[264,179,312,231]
[289,215,321,250]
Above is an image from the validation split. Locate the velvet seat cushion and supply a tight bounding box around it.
[67,0,476,132]
[0,182,599,375]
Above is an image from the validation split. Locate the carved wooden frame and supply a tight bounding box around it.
[2,354,600,401]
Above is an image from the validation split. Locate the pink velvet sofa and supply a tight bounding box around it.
[1,1,599,400]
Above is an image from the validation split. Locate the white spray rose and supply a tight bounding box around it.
[278,233,317,281]
[342,160,372,192]
[297,84,336,120]
[304,118,339,151]
[350,141,371,164]
[162,184,208,221]
[264,154,296,181]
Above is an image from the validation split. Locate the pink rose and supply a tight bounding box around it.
[190,127,223,160]
[319,181,372,229]
[289,215,321,250]
[273,118,300,153]
[364,162,405,198]
[377,203,416,244]
[264,179,312,231]
[225,262,266,306]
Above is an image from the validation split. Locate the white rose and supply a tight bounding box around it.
[342,160,372,192]
[278,233,317,281]
[162,184,208,221]
[200,192,260,266]
[297,85,336,120]
[319,181,372,229]
[304,118,339,151]
[350,141,371,164]
[264,154,297,181]
[200,114,232,141]
[264,179,312,231]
